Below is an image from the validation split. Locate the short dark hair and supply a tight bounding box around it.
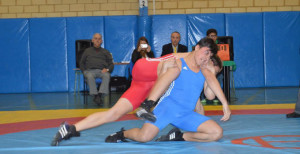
[211,54,222,69]
[206,29,218,36]
[171,31,181,37]
[196,37,218,55]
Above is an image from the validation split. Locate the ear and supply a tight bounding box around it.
[194,44,200,51]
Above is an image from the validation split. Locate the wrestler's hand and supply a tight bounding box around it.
[221,104,231,121]
[163,57,177,69]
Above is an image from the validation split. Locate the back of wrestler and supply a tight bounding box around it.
[121,54,176,110]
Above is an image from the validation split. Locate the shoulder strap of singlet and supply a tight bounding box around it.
[180,58,187,68]
[146,54,175,61]
[180,58,203,75]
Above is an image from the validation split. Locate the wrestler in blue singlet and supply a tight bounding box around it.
[147,58,211,132]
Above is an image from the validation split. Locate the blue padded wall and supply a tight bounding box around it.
[187,13,225,48]
[226,13,265,88]
[66,16,104,92]
[104,16,138,77]
[138,16,152,40]
[152,15,187,57]
[0,12,299,94]
[30,18,68,92]
[264,12,300,87]
[0,19,30,93]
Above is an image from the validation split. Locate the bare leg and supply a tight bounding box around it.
[182,120,223,142]
[75,98,133,131]
[124,123,159,142]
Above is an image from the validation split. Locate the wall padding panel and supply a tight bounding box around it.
[187,13,225,47]
[138,16,152,41]
[264,12,300,87]
[104,16,138,77]
[226,13,265,88]
[30,18,68,92]
[0,19,30,93]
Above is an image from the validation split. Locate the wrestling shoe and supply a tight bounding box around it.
[51,122,80,146]
[105,128,128,143]
[156,128,184,141]
[135,99,156,122]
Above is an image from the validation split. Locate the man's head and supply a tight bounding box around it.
[170,31,181,47]
[206,29,218,42]
[92,33,103,48]
[193,37,218,66]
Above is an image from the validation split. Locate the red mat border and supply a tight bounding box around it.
[0,109,293,135]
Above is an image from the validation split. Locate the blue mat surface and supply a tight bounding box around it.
[0,114,299,153]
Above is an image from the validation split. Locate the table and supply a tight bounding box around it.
[222,61,236,103]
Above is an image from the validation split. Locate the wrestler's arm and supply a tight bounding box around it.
[157,58,177,78]
[202,69,231,121]
[172,52,189,59]
[157,52,189,77]
[202,59,220,100]
[203,82,216,100]
[147,60,181,101]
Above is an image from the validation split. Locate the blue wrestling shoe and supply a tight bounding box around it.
[135,99,157,122]
[51,122,80,146]
[105,128,129,143]
[156,128,184,141]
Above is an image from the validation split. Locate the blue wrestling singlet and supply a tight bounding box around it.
[148,58,211,132]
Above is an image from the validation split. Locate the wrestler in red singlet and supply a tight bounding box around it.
[121,54,175,109]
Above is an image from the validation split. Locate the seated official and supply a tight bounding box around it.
[80,33,114,106]
[161,31,188,56]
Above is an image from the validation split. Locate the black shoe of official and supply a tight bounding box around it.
[51,122,80,146]
[135,99,157,122]
[93,93,103,106]
[105,128,129,143]
[286,112,300,118]
[156,128,184,142]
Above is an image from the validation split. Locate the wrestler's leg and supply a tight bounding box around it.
[75,98,133,131]
[182,120,223,142]
[124,123,159,142]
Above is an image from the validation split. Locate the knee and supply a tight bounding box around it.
[85,73,94,79]
[211,127,223,141]
[103,73,110,79]
[138,134,153,143]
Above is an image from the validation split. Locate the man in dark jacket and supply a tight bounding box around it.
[161,31,187,56]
